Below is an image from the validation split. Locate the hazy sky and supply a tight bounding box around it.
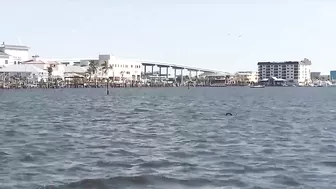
[1,0,336,73]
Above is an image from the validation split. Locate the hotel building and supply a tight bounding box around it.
[257,58,312,85]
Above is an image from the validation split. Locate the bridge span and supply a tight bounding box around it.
[141,61,230,84]
[142,61,220,73]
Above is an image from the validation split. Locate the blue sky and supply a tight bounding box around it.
[1,0,336,73]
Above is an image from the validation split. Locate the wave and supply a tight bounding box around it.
[40,175,216,189]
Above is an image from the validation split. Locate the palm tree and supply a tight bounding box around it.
[101,60,113,95]
[88,60,99,87]
[120,71,125,87]
[86,67,93,84]
[225,75,230,85]
[47,65,53,88]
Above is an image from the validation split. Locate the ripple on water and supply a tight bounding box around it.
[41,175,218,189]
[1,88,336,189]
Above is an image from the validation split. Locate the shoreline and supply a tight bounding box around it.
[0,85,332,90]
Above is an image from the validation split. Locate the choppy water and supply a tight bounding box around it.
[1,87,336,189]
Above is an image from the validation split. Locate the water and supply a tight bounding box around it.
[1,87,336,189]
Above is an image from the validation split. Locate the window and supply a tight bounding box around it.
[5,60,8,64]
[131,65,133,68]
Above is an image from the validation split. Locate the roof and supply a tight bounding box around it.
[258,61,299,65]
[0,52,9,57]
[64,66,87,73]
[199,72,232,77]
[0,44,29,50]
[23,59,60,65]
[0,64,47,73]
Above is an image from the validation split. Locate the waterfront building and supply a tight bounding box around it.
[199,72,232,85]
[0,64,48,82]
[319,74,330,81]
[0,42,29,67]
[98,54,142,81]
[0,52,9,68]
[311,72,321,81]
[330,71,336,81]
[257,58,312,85]
[234,71,258,84]
[22,56,66,79]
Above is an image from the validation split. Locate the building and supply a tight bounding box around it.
[257,58,312,85]
[311,72,321,81]
[330,71,336,81]
[0,52,9,68]
[235,71,258,84]
[319,74,330,81]
[98,54,142,81]
[0,42,29,66]
[22,56,65,78]
[0,64,48,82]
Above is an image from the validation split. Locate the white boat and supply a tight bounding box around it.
[250,85,265,88]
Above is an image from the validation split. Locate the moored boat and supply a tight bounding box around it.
[250,85,265,88]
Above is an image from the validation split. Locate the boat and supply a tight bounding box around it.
[209,83,227,87]
[250,85,265,88]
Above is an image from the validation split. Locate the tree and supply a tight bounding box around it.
[88,60,99,87]
[101,60,113,95]
[47,65,53,88]
[86,67,93,83]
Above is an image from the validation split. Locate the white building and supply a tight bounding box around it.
[235,71,258,83]
[0,43,29,65]
[257,58,312,84]
[98,54,142,81]
[298,58,312,84]
[0,52,9,68]
[22,56,65,79]
[0,64,48,82]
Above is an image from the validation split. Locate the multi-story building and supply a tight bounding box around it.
[0,42,29,66]
[98,54,142,81]
[257,58,312,85]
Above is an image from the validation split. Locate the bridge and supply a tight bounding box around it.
[141,61,221,73]
[141,61,230,84]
